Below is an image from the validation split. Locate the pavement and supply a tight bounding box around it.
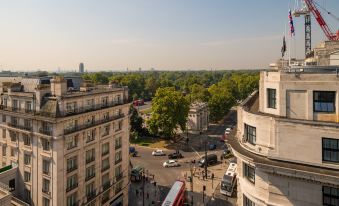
[129,109,238,206]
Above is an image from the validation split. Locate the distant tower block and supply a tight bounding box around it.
[79,63,84,73]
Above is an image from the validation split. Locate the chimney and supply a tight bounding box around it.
[50,76,67,96]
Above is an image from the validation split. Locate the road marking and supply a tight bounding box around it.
[190,146,202,158]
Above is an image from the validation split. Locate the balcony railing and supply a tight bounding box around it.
[115,186,122,195]
[86,157,95,164]
[0,99,128,118]
[86,190,97,201]
[7,123,32,132]
[67,166,78,173]
[64,113,125,135]
[85,173,95,182]
[66,183,78,192]
[115,144,122,150]
[101,165,110,172]
[39,128,53,136]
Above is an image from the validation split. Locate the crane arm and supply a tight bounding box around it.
[304,0,337,40]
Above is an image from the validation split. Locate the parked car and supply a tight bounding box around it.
[163,160,179,168]
[152,149,165,156]
[168,151,183,159]
[198,154,218,167]
[129,147,138,157]
[209,143,217,150]
[221,148,231,159]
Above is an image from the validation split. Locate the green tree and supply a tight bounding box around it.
[129,105,143,135]
[148,87,189,139]
[187,84,210,103]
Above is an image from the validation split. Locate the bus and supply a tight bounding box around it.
[220,162,237,196]
[162,180,186,206]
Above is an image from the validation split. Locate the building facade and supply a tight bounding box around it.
[187,102,209,134]
[228,67,339,206]
[79,63,84,73]
[0,76,130,206]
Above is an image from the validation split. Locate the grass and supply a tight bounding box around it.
[130,137,171,148]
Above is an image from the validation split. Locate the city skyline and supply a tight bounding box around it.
[1,0,339,71]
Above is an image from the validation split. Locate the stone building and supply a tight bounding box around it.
[0,76,130,206]
[228,66,339,205]
[187,102,209,134]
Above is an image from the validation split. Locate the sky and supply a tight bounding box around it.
[0,0,339,72]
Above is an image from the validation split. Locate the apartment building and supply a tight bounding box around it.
[228,67,339,205]
[0,76,130,206]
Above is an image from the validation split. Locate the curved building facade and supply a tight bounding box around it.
[228,67,339,206]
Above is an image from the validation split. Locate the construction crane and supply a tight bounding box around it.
[294,0,339,57]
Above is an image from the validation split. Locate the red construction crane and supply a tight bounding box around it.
[304,0,339,41]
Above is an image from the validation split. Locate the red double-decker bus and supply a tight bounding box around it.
[161,180,186,206]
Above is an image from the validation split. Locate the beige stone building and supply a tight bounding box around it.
[228,67,339,205]
[187,102,209,134]
[0,76,130,206]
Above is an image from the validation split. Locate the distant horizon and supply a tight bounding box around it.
[1,0,338,71]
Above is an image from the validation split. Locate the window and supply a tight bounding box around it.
[244,163,255,183]
[24,189,31,202]
[41,121,52,135]
[66,136,78,150]
[102,158,110,172]
[267,88,276,109]
[9,131,17,142]
[3,98,7,108]
[2,128,5,139]
[64,120,78,133]
[243,194,255,206]
[24,154,31,165]
[244,124,256,145]
[42,178,50,193]
[24,171,31,182]
[116,121,123,131]
[102,142,109,156]
[115,136,122,149]
[9,179,15,191]
[102,125,110,136]
[67,193,77,206]
[23,134,31,146]
[101,96,108,107]
[102,190,110,204]
[25,101,32,112]
[323,138,339,163]
[115,165,122,181]
[10,147,15,157]
[66,102,77,114]
[12,99,18,110]
[24,119,32,130]
[323,186,339,206]
[102,173,110,190]
[86,182,96,199]
[86,148,95,164]
[86,129,95,143]
[86,115,95,125]
[43,197,50,206]
[115,151,122,164]
[2,115,6,123]
[86,165,95,181]
[103,112,109,120]
[66,175,78,191]
[86,99,94,110]
[314,91,336,113]
[115,180,123,194]
[67,156,78,173]
[41,138,50,151]
[43,160,50,175]
[2,145,6,156]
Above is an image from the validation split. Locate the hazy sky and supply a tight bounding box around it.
[1,0,339,71]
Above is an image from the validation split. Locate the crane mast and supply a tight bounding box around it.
[304,0,338,41]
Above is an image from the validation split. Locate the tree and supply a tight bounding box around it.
[147,87,189,139]
[129,105,143,135]
[187,84,210,103]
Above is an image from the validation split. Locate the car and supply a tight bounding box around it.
[163,160,179,167]
[225,127,232,132]
[209,143,217,150]
[221,148,231,159]
[152,149,165,156]
[198,154,218,167]
[168,151,183,159]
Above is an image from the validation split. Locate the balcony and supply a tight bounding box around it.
[39,128,53,136]
[115,186,122,195]
[63,113,125,135]
[66,183,78,192]
[101,165,110,172]
[42,189,50,195]
[7,123,32,132]
[0,106,34,115]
